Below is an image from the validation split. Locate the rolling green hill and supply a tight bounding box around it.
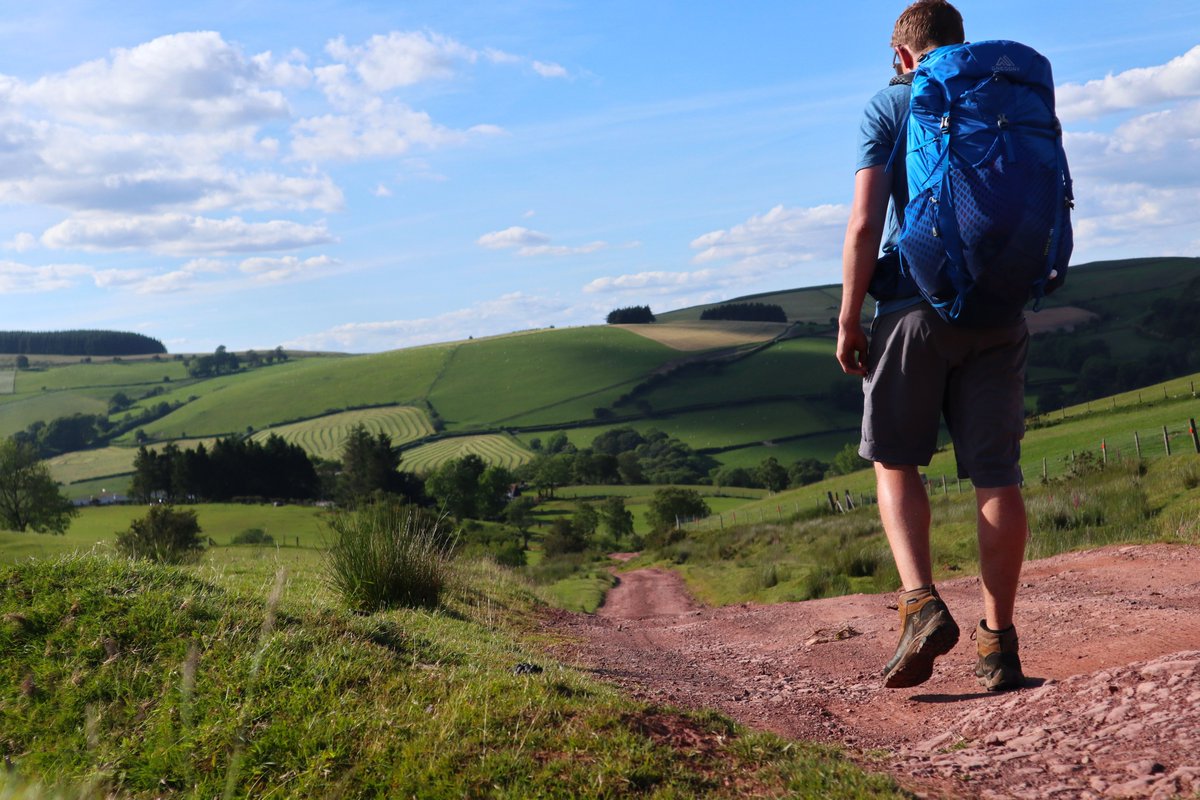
[7,256,1200,479]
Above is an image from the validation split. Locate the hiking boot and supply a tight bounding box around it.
[974,620,1024,692]
[882,586,960,689]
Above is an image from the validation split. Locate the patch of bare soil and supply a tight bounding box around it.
[614,321,789,351]
[543,544,1200,799]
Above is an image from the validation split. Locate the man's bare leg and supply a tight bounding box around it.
[875,461,960,687]
[874,461,933,590]
[975,485,1028,630]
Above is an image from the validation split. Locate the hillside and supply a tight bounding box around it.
[7,256,1200,498]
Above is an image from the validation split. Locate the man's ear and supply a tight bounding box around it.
[897,45,920,73]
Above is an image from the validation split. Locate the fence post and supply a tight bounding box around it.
[1163,425,1172,456]
[1101,439,1107,465]
[1190,418,1199,454]
[1192,381,1196,398]
[719,514,724,529]
[1042,458,1047,480]
[941,475,948,494]
[1135,431,1142,458]
[957,477,962,493]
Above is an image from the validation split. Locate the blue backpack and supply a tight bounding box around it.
[891,41,1074,327]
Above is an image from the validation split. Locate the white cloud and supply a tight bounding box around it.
[520,241,607,257]
[1058,44,1200,120]
[0,260,89,293]
[4,232,37,252]
[532,60,569,79]
[1056,48,1200,260]
[286,292,572,351]
[477,225,608,257]
[91,268,147,288]
[289,102,489,161]
[16,32,289,131]
[239,254,336,281]
[326,31,476,92]
[477,226,550,249]
[372,183,392,197]
[41,213,335,256]
[180,257,230,274]
[483,48,521,65]
[134,270,198,294]
[584,268,720,294]
[690,203,848,269]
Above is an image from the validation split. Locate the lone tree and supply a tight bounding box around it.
[0,438,77,533]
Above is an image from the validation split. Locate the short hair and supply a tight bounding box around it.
[891,1,965,52]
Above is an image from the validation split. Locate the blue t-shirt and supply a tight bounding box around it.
[855,81,922,313]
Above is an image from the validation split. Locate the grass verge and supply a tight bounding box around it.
[1,554,906,798]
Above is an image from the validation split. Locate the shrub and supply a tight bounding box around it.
[115,506,204,564]
[231,527,274,546]
[323,504,453,611]
[542,518,587,557]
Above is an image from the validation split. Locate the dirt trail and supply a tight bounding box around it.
[544,544,1200,799]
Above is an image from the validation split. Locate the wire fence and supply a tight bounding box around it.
[679,409,1200,533]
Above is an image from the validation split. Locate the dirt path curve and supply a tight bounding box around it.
[544,544,1200,799]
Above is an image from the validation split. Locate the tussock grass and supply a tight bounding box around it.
[322,504,453,611]
[657,455,1177,606]
[1,554,906,798]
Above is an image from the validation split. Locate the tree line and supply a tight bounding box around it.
[0,330,166,356]
[606,305,656,324]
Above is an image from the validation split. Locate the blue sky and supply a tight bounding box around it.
[2,1,1198,353]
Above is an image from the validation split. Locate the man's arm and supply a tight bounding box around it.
[836,165,892,377]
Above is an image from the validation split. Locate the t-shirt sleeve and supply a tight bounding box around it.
[855,89,901,172]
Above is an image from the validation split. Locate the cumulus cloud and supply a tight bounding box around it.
[477,225,608,257]
[16,32,289,131]
[4,232,37,252]
[286,291,572,351]
[289,102,483,161]
[1058,44,1200,120]
[690,204,847,267]
[91,268,148,288]
[326,31,476,92]
[0,260,89,293]
[477,226,551,249]
[239,254,336,281]
[532,61,569,79]
[583,268,720,295]
[1055,47,1200,260]
[41,213,335,256]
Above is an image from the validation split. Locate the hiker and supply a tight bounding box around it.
[836,0,1072,691]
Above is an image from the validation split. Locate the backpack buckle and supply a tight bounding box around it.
[939,114,951,133]
[997,113,1009,129]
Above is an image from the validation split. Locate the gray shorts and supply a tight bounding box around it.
[859,303,1028,488]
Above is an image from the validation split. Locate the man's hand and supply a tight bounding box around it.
[837,318,869,377]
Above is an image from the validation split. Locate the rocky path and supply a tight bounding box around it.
[544,544,1200,799]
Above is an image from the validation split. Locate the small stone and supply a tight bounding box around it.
[1127,758,1166,776]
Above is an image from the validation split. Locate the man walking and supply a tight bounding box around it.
[836,0,1028,691]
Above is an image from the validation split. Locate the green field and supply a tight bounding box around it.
[12,359,189,392]
[638,337,845,410]
[45,439,220,487]
[0,390,110,438]
[251,405,435,459]
[0,369,13,394]
[401,434,533,474]
[428,327,677,429]
[0,503,329,563]
[139,347,450,439]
